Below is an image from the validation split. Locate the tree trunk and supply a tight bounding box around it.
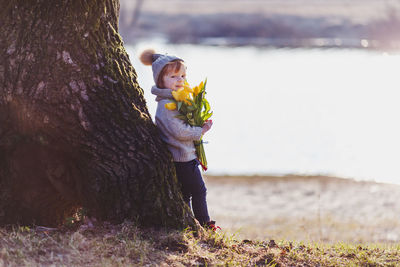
[0,0,195,228]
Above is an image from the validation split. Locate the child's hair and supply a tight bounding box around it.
[139,49,184,88]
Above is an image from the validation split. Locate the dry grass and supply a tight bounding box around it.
[1,222,400,266]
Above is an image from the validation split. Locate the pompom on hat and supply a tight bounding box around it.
[139,49,183,84]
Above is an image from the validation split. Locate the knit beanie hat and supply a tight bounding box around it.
[139,49,183,84]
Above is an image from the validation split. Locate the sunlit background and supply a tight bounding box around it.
[119,0,400,184]
[116,0,400,241]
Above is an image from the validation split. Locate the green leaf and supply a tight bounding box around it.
[175,114,187,120]
[194,119,202,126]
[177,101,183,111]
[202,112,213,121]
[196,95,202,107]
[180,105,188,113]
[187,102,197,111]
[202,98,211,115]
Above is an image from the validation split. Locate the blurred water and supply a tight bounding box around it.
[126,42,400,184]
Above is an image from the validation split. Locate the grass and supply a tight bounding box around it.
[1,222,400,266]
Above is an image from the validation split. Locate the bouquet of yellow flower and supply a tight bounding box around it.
[164,79,213,171]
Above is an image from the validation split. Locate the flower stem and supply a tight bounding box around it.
[194,139,207,171]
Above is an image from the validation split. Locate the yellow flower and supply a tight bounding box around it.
[183,81,193,93]
[172,88,190,102]
[185,99,192,106]
[171,88,182,101]
[193,85,201,96]
[164,102,177,110]
[193,81,204,96]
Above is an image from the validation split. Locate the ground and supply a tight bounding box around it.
[2,175,400,266]
[206,175,400,243]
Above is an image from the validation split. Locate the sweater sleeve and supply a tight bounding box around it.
[157,108,203,142]
[151,86,173,99]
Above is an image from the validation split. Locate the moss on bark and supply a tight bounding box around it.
[0,0,196,229]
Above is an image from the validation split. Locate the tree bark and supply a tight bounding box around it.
[0,0,195,228]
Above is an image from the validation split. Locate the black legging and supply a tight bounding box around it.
[174,159,210,225]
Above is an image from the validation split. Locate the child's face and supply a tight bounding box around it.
[162,65,186,90]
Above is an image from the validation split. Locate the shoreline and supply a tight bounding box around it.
[205,173,400,186]
[127,35,400,51]
[120,0,400,50]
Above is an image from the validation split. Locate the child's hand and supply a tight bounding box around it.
[201,120,213,135]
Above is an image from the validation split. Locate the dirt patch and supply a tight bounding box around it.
[205,175,400,243]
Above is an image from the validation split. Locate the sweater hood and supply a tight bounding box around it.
[151,86,173,102]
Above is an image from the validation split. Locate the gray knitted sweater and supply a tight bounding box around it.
[151,86,203,162]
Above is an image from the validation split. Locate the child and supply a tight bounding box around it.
[139,49,218,230]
